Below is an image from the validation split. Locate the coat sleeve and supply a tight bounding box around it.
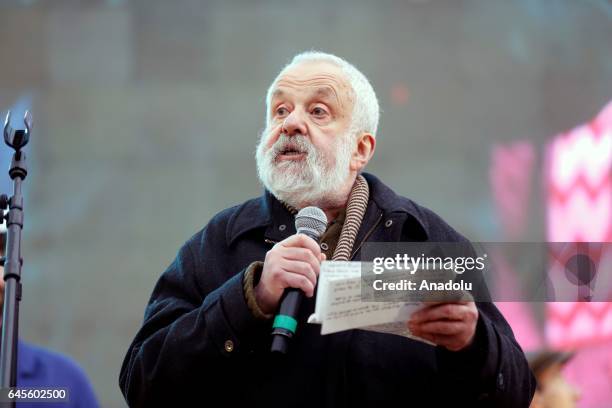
[435,266,536,408]
[119,230,269,407]
[416,209,536,407]
[436,302,536,407]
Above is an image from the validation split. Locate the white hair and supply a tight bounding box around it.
[265,51,380,137]
[256,125,354,209]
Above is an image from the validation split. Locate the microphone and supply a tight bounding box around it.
[270,206,327,354]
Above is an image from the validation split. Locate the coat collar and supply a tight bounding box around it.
[226,172,429,246]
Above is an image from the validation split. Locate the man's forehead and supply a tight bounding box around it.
[271,86,337,100]
[271,61,352,103]
[537,363,565,383]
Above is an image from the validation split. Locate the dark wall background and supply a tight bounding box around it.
[0,1,610,406]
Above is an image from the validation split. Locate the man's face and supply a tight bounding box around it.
[532,364,581,408]
[256,60,357,208]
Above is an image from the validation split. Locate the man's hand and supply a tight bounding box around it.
[408,302,478,351]
[254,234,325,315]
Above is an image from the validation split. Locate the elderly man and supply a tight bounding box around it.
[120,51,535,407]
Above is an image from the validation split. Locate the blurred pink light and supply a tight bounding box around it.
[390,83,410,106]
[546,100,612,407]
[490,140,535,240]
[489,140,542,350]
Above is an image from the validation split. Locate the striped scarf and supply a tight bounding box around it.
[284,174,369,261]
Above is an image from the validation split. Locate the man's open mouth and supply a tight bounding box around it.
[280,149,302,155]
[276,145,306,159]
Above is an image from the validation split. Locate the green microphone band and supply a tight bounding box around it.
[272,314,298,334]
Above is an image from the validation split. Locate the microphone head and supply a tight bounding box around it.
[295,206,327,240]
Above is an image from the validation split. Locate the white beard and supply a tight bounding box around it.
[255,128,355,209]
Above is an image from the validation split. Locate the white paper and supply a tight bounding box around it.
[308,261,433,345]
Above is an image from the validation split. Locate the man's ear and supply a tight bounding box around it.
[350,133,376,172]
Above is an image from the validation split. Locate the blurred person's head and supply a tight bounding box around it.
[528,350,581,408]
[256,51,378,210]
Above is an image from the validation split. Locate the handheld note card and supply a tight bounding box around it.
[308,261,434,345]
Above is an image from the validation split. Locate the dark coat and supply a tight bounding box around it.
[119,173,535,407]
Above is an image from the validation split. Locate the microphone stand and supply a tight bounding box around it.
[0,111,31,405]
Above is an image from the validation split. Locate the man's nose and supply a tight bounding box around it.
[282,109,307,136]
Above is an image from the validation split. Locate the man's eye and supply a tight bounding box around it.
[312,107,328,117]
[275,107,289,117]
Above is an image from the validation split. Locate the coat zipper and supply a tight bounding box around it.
[350,211,384,260]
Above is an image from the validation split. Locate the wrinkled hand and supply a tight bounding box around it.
[408,302,478,351]
[254,234,325,315]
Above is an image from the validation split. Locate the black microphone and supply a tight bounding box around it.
[270,206,327,354]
